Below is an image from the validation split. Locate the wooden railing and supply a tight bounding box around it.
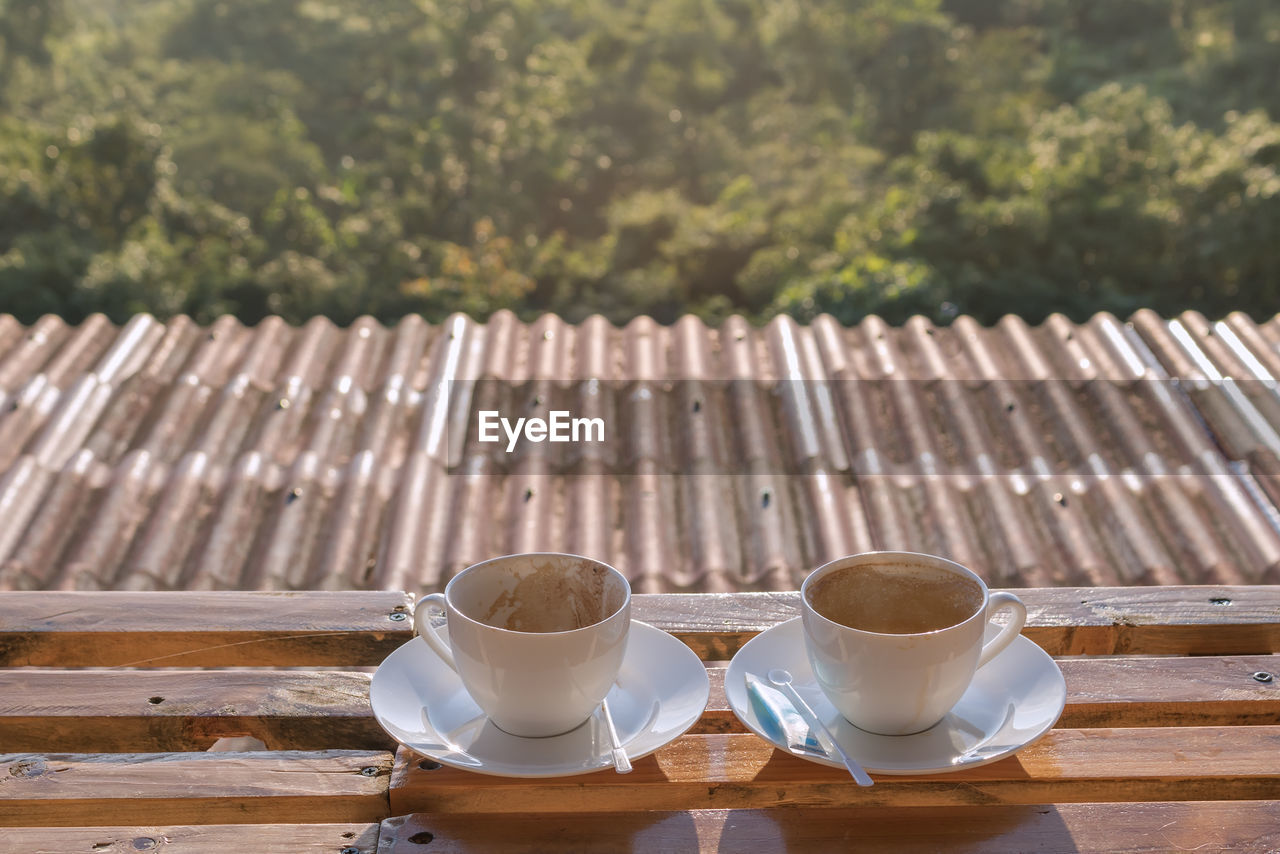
[2,586,1278,851]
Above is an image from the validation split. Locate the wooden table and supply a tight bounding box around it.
[1,586,1278,852]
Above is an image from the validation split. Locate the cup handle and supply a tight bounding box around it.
[413,593,457,671]
[977,591,1027,669]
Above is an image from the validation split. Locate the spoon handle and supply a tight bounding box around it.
[775,681,874,787]
[600,698,632,774]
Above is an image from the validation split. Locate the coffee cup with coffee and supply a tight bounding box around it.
[800,551,1027,736]
[413,552,631,738]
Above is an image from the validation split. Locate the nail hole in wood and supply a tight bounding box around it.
[419,759,442,770]
[408,831,435,844]
[148,696,164,705]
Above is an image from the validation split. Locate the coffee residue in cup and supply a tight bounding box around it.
[808,563,983,634]
[481,558,623,633]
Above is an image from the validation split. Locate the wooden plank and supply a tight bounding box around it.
[696,655,1280,733]
[1,824,381,853]
[1054,655,1280,727]
[0,751,392,826]
[4,586,1276,666]
[633,587,1280,657]
[3,654,1274,753]
[389,727,1280,813]
[0,670,393,752]
[0,591,413,667]
[380,802,1280,853]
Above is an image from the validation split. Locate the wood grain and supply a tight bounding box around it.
[695,655,1280,733]
[0,670,393,752]
[3,587,1276,667]
[0,591,414,666]
[4,653,1273,754]
[0,751,392,826]
[0,824,381,853]
[380,801,1280,853]
[1053,655,1280,727]
[389,727,1280,813]
[633,587,1280,657]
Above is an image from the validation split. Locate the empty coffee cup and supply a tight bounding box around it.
[800,551,1027,735]
[413,552,631,738]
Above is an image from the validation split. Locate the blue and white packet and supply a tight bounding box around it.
[745,673,824,756]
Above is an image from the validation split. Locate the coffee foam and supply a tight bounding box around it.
[477,557,623,633]
[807,562,984,634]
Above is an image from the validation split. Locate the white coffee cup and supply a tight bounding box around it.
[800,551,1027,736]
[414,552,631,738]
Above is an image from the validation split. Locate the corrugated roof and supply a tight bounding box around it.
[1,309,1279,595]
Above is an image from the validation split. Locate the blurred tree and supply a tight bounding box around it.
[773,85,1280,323]
[0,0,69,77]
[1,0,1278,326]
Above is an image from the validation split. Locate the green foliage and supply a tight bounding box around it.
[775,84,1280,323]
[1,0,1279,326]
[0,0,69,72]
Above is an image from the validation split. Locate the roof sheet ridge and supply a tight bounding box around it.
[14,310,1280,338]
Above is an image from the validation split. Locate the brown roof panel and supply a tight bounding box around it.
[2,310,1279,595]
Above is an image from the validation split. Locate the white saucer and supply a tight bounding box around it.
[726,618,1065,774]
[370,620,709,777]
